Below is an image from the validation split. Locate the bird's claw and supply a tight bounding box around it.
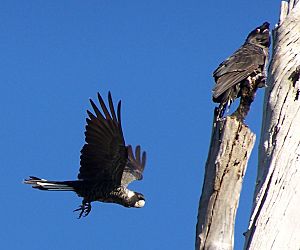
[73,201,91,219]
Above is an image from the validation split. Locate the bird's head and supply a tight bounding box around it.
[126,191,145,208]
[246,22,270,48]
[133,192,145,208]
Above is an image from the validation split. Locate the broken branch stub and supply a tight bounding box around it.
[195,116,255,250]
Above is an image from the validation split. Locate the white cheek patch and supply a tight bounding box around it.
[127,190,135,198]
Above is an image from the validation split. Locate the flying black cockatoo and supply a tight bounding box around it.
[212,22,270,120]
[24,92,146,218]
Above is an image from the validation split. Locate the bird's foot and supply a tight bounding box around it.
[73,201,91,219]
[257,76,267,88]
[231,111,245,122]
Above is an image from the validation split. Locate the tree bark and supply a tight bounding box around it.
[244,1,300,249]
[195,116,255,250]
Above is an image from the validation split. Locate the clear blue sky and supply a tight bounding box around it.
[2,1,279,249]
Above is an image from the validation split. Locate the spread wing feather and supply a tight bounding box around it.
[121,145,146,187]
[78,92,127,185]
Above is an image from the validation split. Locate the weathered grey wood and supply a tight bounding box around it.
[244,1,300,249]
[195,116,255,250]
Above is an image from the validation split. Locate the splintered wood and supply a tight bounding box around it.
[244,1,300,249]
[195,117,255,250]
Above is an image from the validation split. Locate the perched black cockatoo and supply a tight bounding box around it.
[24,92,147,218]
[212,22,270,119]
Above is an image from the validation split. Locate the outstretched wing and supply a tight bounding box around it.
[121,145,146,187]
[78,92,127,185]
[212,43,265,100]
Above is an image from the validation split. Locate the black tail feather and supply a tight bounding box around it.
[24,176,77,191]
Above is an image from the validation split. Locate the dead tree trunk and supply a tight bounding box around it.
[244,1,300,249]
[195,116,255,250]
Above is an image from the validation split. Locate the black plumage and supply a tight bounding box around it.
[24,92,146,218]
[213,22,270,119]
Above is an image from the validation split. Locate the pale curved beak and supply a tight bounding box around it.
[134,200,145,208]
